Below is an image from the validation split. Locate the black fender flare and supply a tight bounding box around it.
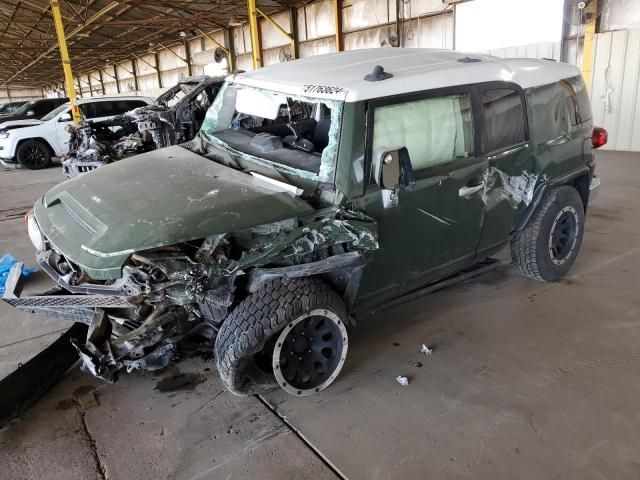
[514,164,592,232]
[245,251,366,311]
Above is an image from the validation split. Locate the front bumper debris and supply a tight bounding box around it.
[2,262,134,323]
[61,158,105,179]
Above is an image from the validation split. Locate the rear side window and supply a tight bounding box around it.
[80,102,98,119]
[526,76,593,143]
[93,101,115,118]
[562,75,592,126]
[526,82,570,143]
[372,93,474,171]
[33,101,54,115]
[480,88,527,153]
[117,100,146,114]
[127,100,147,110]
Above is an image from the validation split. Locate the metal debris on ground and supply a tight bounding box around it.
[420,344,433,355]
[396,375,409,386]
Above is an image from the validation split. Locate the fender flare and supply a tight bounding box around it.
[514,165,592,232]
[245,251,366,311]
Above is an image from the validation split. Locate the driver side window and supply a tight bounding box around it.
[372,93,474,171]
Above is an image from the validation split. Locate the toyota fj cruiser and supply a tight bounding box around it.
[4,49,606,397]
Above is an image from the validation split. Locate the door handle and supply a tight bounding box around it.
[458,182,485,197]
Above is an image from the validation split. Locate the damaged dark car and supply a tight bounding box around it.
[4,49,604,397]
[62,75,224,178]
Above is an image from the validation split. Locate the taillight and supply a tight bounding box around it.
[592,127,608,149]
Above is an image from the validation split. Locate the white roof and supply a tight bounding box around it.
[233,48,581,102]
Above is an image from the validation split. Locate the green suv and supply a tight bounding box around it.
[4,49,606,397]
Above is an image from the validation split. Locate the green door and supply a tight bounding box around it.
[474,85,535,255]
[353,88,489,304]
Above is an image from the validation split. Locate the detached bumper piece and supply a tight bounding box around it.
[3,263,133,324]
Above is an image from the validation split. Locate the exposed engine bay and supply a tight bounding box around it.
[62,76,223,178]
[6,209,377,382]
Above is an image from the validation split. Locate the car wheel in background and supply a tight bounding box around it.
[16,140,52,170]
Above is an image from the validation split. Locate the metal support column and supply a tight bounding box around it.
[87,74,92,96]
[255,7,296,62]
[224,28,236,72]
[581,0,598,91]
[131,59,139,91]
[113,64,121,94]
[50,0,80,123]
[248,0,262,68]
[98,70,106,95]
[183,40,193,76]
[289,7,299,59]
[334,0,343,52]
[75,77,82,98]
[154,52,163,89]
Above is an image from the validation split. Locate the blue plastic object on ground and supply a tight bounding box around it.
[0,254,38,294]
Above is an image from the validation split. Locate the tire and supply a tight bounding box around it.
[16,140,52,170]
[511,185,585,282]
[215,278,349,396]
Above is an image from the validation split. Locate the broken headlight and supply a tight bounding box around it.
[26,212,45,252]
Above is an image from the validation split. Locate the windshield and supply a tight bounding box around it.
[200,82,343,180]
[12,101,36,116]
[41,103,70,121]
[0,102,23,114]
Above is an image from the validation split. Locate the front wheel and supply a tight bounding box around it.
[16,140,52,170]
[214,278,349,396]
[511,185,585,282]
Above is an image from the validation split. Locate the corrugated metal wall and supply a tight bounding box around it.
[484,41,561,61]
[0,88,44,104]
[589,28,640,151]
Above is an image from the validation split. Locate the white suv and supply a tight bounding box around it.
[0,96,154,169]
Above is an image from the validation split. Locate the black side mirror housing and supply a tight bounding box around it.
[374,147,416,190]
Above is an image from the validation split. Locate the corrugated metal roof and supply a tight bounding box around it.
[0,0,295,88]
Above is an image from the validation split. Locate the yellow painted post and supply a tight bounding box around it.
[581,0,598,91]
[256,7,296,60]
[247,0,262,68]
[50,0,81,124]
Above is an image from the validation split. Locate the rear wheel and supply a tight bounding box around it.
[214,278,349,396]
[16,140,52,170]
[511,185,584,282]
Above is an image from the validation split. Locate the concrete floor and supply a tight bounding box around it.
[1,151,639,479]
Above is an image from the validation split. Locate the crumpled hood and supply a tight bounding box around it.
[0,119,43,131]
[34,145,314,279]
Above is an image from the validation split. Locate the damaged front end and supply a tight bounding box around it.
[62,76,223,179]
[4,209,377,382]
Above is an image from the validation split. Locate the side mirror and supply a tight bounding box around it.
[26,110,35,117]
[374,147,416,190]
[58,112,72,122]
